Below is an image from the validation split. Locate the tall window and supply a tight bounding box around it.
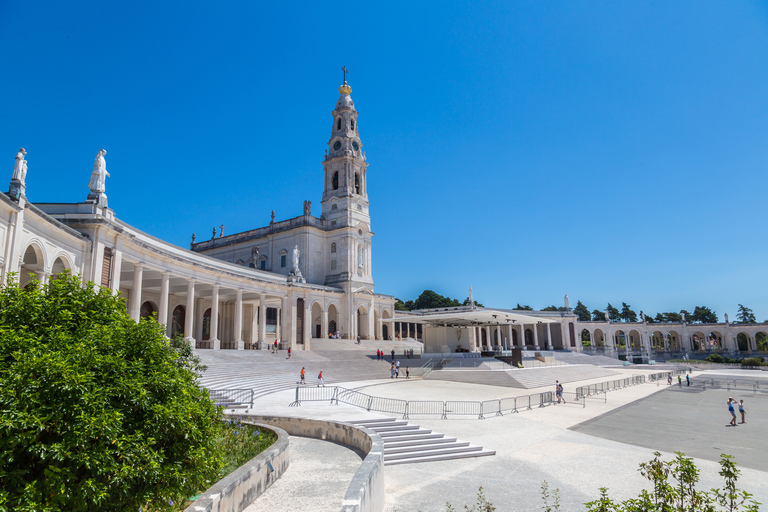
[331,242,336,253]
[260,258,266,270]
[351,119,355,130]
[355,173,360,194]
[337,117,341,130]
[332,171,339,190]
[331,260,337,270]
[280,254,286,268]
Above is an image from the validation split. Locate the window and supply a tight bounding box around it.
[355,173,360,194]
[266,307,278,333]
[337,117,341,130]
[331,220,337,226]
[351,119,355,130]
[260,259,266,270]
[331,204,337,210]
[332,171,339,190]
[331,242,337,253]
[331,260,337,270]
[280,255,286,267]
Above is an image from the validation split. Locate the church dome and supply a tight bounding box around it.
[336,85,355,110]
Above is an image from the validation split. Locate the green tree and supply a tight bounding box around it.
[394,298,409,311]
[691,305,718,324]
[0,274,223,511]
[592,309,606,321]
[736,304,757,324]
[619,302,638,323]
[541,305,564,312]
[514,304,533,311]
[660,312,683,323]
[413,290,460,310]
[606,303,620,322]
[574,301,591,322]
[654,313,666,323]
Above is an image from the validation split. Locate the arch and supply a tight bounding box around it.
[337,117,341,130]
[330,242,337,254]
[593,328,606,349]
[332,171,339,190]
[354,173,360,194]
[140,300,157,320]
[171,305,186,338]
[580,329,591,348]
[691,331,707,351]
[51,252,73,274]
[382,323,389,340]
[327,303,339,337]
[628,329,642,350]
[667,330,681,351]
[708,331,724,350]
[651,330,665,351]
[356,305,369,339]
[737,332,750,352]
[756,331,768,352]
[311,301,323,339]
[278,249,288,268]
[21,241,47,286]
[351,118,355,130]
[524,328,533,346]
[614,330,627,349]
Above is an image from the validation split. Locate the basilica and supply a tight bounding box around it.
[0,79,395,350]
[3,78,766,359]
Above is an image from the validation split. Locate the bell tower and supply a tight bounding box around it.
[321,69,374,289]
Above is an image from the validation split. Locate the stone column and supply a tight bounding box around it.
[210,284,220,349]
[322,308,329,341]
[128,264,143,321]
[184,279,195,346]
[38,271,50,286]
[533,324,540,350]
[304,296,311,349]
[281,294,290,346]
[159,272,170,334]
[546,323,553,350]
[259,292,267,345]
[234,289,244,350]
[110,248,123,294]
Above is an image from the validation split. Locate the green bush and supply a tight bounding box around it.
[705,353,724,363]
[0,274,224,512]
[741,357,765,367]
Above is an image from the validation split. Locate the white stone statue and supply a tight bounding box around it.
[357,245,363,269]
[87,149,110,193]
[564,294,569,310]
[641,311,646,323]
[292,245,300,270]
[604,311,610,322]
[11,148,26,183]
[469,285,474,306]
[725,313,729,323]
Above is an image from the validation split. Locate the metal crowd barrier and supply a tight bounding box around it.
[290,385,577,419]
[694,377,768,393]
[209,388,254,408]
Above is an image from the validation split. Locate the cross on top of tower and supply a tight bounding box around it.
[342,66,348,85]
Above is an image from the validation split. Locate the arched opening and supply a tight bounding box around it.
[691,331,707,351]
[203,308,212,340]
[756,332,768,352]
[354,173,360,194]
[614,330,627,349]
[593,328,605,349]
[708,331,724,351]
[668,331,681,351]
[737,333,750,352]
[331,242,337,254]
[311,302,323,339]
[511,328,518,346]
[337,117,341,130]
[332,171,339,190]
[581,329,591,348]
[21,244,45,287]
[356,306,369,339]
[171,305,185,338]
[382,323,389,340]
[493,328,499,346]
[351,119,355,130]
[327,303,339,337]
[51,256,70,280]
[651,331,665,351]
[628,330,642,350]
[140,301,157,321]
[524,328,533,346]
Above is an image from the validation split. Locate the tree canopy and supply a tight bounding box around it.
[573,301,591,321]
[0,274,223,511]
[736,304,756,324]
[395,290,482,311]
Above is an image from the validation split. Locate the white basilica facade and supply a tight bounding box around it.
[2,78,766,360]
[0,80,395,351]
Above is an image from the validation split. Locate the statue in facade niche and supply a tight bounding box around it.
[358,245,363,269]
[292,245,300,270]
[12,148,27,183]
[87,149,109,193]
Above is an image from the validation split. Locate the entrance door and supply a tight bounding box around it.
[315,325,321,339]
[296,298,304,344]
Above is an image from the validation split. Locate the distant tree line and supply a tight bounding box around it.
[395,291,763,325]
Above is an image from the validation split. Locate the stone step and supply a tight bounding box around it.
[377,428,433,438]
[384,444,483,461]
[368,424,420,433]
[377,432,445,443]
[383,437,456,449]
[384,441,470,455]
[385,449,496,466]
[350,418,399,426]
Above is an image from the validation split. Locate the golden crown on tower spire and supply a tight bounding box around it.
[339,65,352,94]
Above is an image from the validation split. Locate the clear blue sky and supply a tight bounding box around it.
[2,1,767,321]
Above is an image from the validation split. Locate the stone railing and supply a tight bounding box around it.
[184,422,289,512]
[250,415,384,512]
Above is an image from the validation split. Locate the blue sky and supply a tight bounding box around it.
[2,1,767,321]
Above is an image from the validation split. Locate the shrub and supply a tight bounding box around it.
[741,357,765,367]
[706,353,724,363]
[0,274,223,511]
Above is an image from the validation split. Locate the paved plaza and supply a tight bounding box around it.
[225,361,768,511]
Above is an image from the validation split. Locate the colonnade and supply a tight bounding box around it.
[467,322,573,351]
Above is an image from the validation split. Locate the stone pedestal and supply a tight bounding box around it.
[86,191,108,208]
[237,339,244,350]
[8,180,25,202]
[212,338,220,350]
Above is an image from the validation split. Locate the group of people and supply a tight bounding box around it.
[375,348,416,361]
[667,372,691,387]
[390,360,409,379]
[727,397,746,426]
[555,380,565,403]
[298,367,324,387]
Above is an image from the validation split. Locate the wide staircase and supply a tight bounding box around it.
[552,351,623,366]
[424,364,619,389]
[196,346,424,398]
[350,417,495,465]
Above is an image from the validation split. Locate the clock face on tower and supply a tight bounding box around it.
[352,141,359,151]
[333,141,342,151]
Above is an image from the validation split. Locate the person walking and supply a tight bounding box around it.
[391,349,395,362]
[390,362,395,379]
[317,370,324,387]
[274,340,278,353]
[739,399,746,424]
[287,347,291,359]
[555,380,565,403]
[405,367,410,379]
[300,367,306,385]
[728,398,738,426]
[677,375,682,387]
[667,373,672,385]
[686,374,690,386]
[357,335,361,345]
